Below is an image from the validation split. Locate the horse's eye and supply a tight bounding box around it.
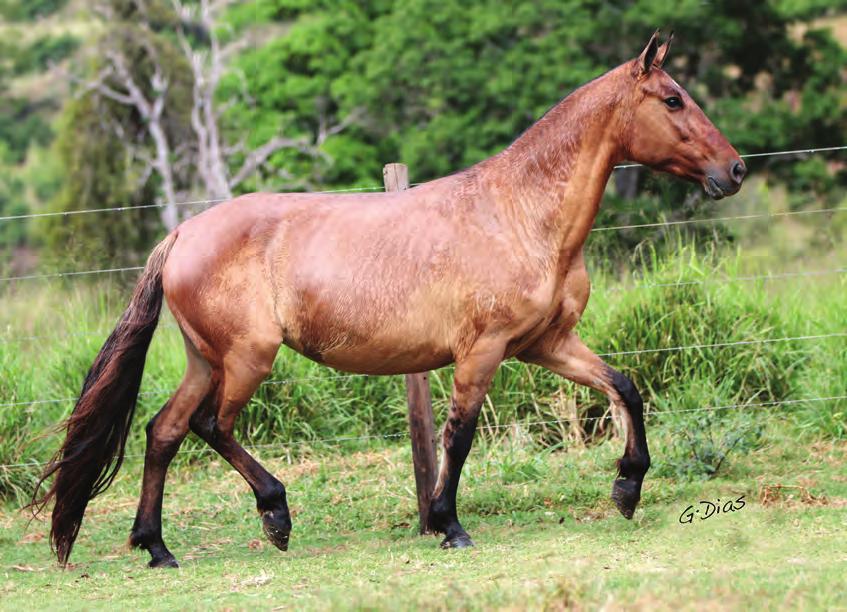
[664,96,682,109]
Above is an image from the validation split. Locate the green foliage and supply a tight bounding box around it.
[37,94,161,268]
[35,4,195,267]
[652,382,765,480]
[0,97,52,165]
[775,0,847,19]
[791,275,847,438]
[9,34,79,76]
[0,145,28,253]
[227,0,846,193]
[0,0,69,20]
[220,0,389,190]
[3,0,845,269]
[597,246,805,404]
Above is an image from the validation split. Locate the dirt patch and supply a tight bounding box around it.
[757,482,843,508]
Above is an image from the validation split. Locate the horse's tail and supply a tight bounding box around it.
[29,231,178,565]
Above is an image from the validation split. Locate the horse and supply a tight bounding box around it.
[32,32,745,567]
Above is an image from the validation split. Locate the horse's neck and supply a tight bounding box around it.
[483,69,627,266]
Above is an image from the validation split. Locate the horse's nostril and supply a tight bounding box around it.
[730,159,746,184]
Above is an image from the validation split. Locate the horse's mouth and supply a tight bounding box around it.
[704,176,742,200]
[704,176,726,200]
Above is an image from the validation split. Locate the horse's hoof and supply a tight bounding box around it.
[611,478,641,520]
[262,510,292,552]
[148,555,179,569]
[440,534,474,549]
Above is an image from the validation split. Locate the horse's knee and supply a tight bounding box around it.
[144,411,174,447]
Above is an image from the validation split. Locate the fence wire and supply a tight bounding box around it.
[0,145,843,224]
[2,330,844,410]
[1,394,843,471]
[0,216,847,282]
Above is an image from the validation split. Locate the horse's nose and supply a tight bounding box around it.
[730,159,746,185]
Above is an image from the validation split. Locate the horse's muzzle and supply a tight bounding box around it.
[704,159,745,200]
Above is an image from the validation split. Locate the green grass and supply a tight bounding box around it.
[1,430,845,610]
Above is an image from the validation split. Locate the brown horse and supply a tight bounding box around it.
[32,32,745,567]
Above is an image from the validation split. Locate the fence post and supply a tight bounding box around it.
[383,162,438,535]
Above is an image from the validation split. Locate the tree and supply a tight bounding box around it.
[33,0,847,266]
[62,0,356,233]
[37,93,162,269]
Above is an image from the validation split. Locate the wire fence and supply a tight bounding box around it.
[2,262,846,348]
[3,205,847,284]
[1,394,844,471]
[0,145,844,225]
[1,330,845,410]
[1,144,845,471]
[1,145,844,285]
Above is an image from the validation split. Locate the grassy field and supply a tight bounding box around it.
[1,428,845,610]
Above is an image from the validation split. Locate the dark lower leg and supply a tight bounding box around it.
[427,344,502,548]
[428,408,480,547]
[608,368,651,519]
[190,409,291,550]
[129,407,188,568]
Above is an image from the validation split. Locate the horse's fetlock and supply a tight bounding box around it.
[129,526,159,550]
[257,481,288,512]
[427,495,454,532]
[617,452,650,479]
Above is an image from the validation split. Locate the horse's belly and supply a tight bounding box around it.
[282,324,454,375]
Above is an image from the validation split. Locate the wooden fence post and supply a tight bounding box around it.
[383,162,438,535]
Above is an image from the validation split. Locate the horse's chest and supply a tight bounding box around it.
[507,259,591,353]
[554,262,592,330]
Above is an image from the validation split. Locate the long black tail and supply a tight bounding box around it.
[29,232,178,565]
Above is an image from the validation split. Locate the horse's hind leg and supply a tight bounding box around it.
[519,332,650,519]
[129,339,212,568]
[189,353,292,551]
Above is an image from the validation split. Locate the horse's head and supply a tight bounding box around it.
[622,32,746,200]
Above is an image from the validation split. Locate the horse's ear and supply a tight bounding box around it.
[635,30,660,76]
[654,31,673,68]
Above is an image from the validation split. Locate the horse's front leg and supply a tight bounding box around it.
[428,339,504,549]
[518,331,650,519]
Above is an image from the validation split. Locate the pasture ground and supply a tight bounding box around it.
[1,429,845,610]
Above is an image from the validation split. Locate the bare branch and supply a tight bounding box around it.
[105,50,153,118]
[316,108,364,145]
[229,136,316,189]
[220,37,251,63]
[89,81,136,107]
[130,148,156,190]
[67,66,135,106]
[222,137,247,157]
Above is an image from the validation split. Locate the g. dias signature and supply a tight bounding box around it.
[678,495,746,524]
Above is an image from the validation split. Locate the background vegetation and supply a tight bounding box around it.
[1,0,845,268]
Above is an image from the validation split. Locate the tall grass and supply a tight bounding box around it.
[1,246,844,500]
